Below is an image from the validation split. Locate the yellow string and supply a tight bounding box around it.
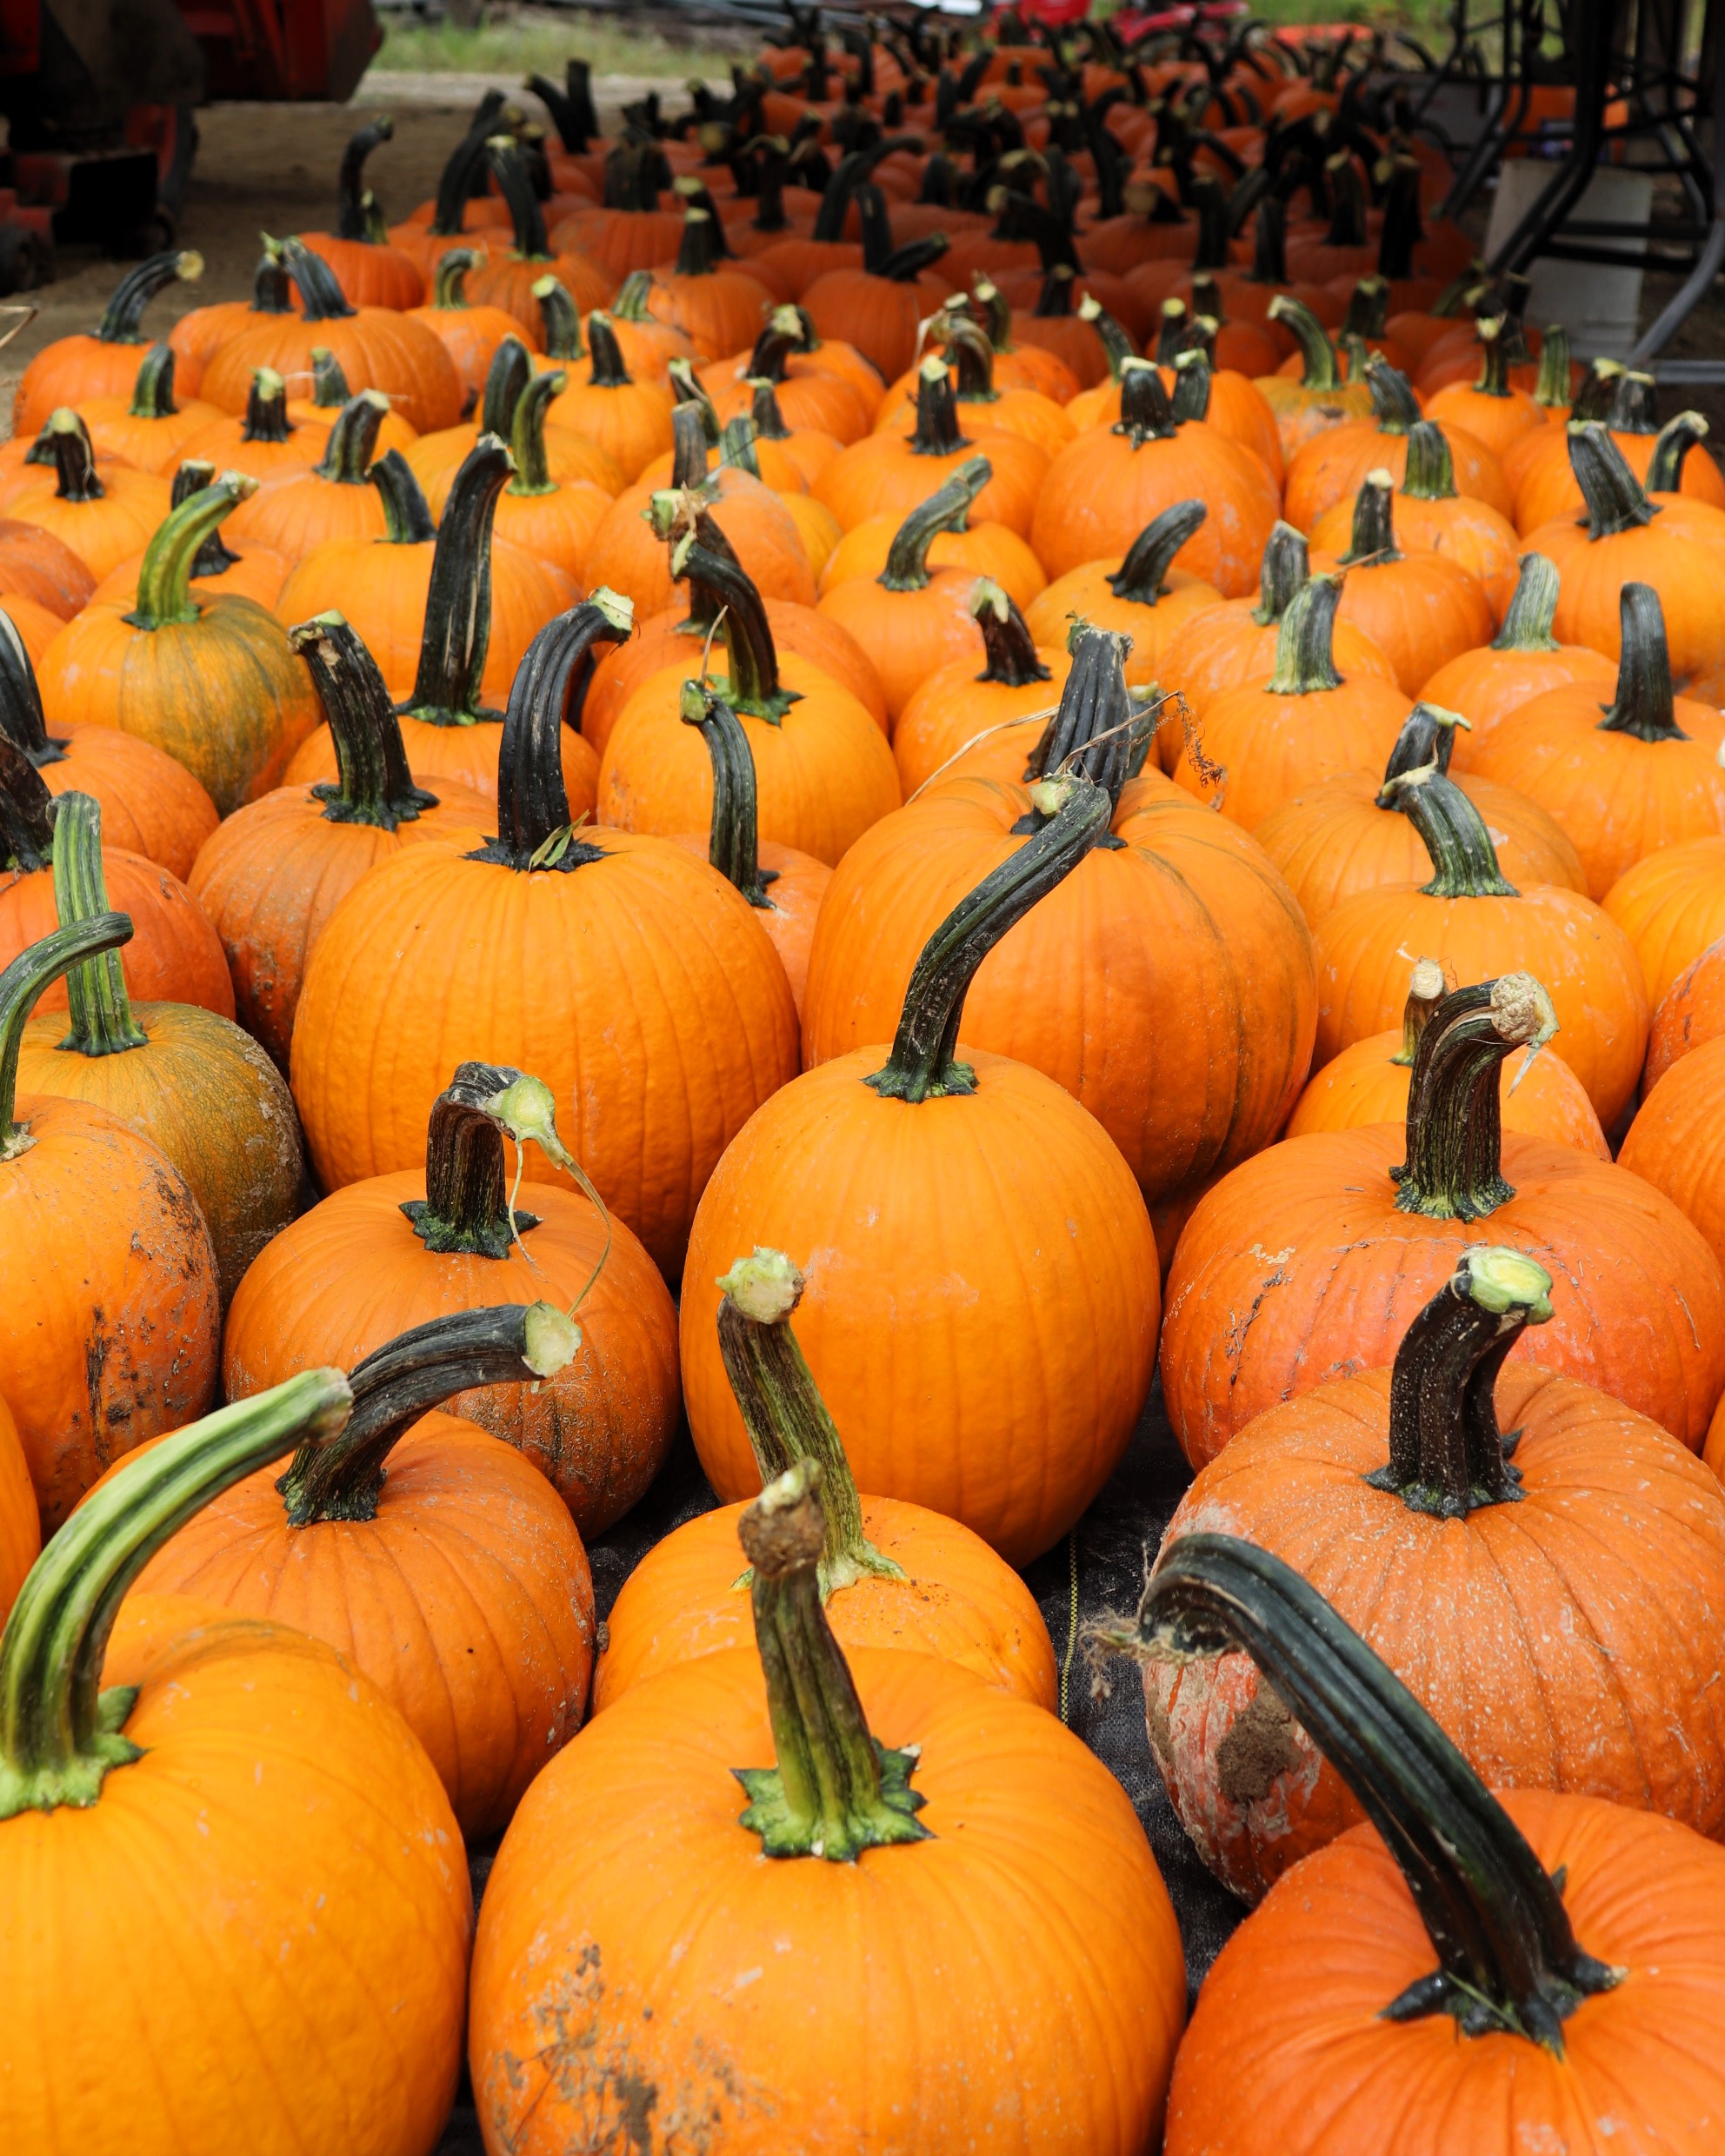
[1059,1528,1080,1724]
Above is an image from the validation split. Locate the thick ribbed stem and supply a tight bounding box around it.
[1395,955,1457,1065]
[1268,295,1343,389]
[368,449,436,545]
[1382,768,1520,898]
[681,681,771,906]
[1375,702,1465,807]
[289,613,439,829]
[1365,356,1422,434]
[50,793,146,1057]
[969,581,1049,686]
[1170,349,1214,423]
[485,135,551,261]
[0,1368,351,1817]
[278,236,357,323]
[532,276,583,363]
[276,1303,576,1524]
[879,457,990,591]
[1109,500,1207,605]
[1342,273,1389,342]
[734,1461,931,1861]
[1646,411,1711,495]
[1022,625,1140,802]
[1265,573,1345,693]
[1532,325,1572,412]
[398,1062,581,1255]
[479,336,533,440]
[92,249,202,343]
[1393,974,1556,1218]
[431,246,479,308]
[866,777,1111,1101]
[1401,422,1459,502]
[169,461,242,577]
[1341,469,1401,562]
[507,368,562,496]
[311,390,390,484]
[1112,359,1179,446]
[309,347,350,409]
[0,613,65,769]
[1599,584,1684,742]
[1492,554,1562,652]
[1127,1537,1622,2049]
[0,911,131,1154]
[1568,421,1662,536]
[1080,291,1137,380]
[909,357,970,456]
[125,343,178,420]
[749,378,791,442]
[127,473,254,631]
[719,415,761,478]
[669,536,796,722]
[401,435,512,728]
[584,312,632,389]
[1609,369,1660,436]
[1255,522,1309,626]
[336,117,393,241]
[1472,316,1511,397]
[42,412,104,504]
[241,367,292,443]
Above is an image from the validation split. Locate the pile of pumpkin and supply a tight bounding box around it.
[10,17,1725,2152]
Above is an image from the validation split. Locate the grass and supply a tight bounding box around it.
[369,6,742,79]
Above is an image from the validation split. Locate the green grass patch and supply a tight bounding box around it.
[370,6,741,80]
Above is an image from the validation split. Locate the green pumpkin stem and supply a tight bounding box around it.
[1401,422,1459,502]
[312,390,390,484]
[1569,422,1658,538]
[336,117,394,241]
[50,794,146,1057]
[484,135,551,261]
[909,356,971,456]
[309,347,350,409]
[1079,291,1139,382]
[276,1302,576,1526]
[1266,573,1346,693]
[667,536,796,722]
[170,460,243,578]
[1109,501,1207,609]
[717,1253,904,1597]
[289,613,440,829]
[0,611,67,770]
[531,276,583,362]
[507,367,563,496]
[1599,583,1685,742]
[1268,294,1344,389]
[880,456,991,592]
[480,336,534,439]
[719,413,763,479]
[43,411,105,505]
[1608,369,1660,436]
[1382,762,1520,899]
[1531,325,1572,412]
[1113,359,1180,446]
[1473,316,1512,397]
[969,580,1050,687]
[584,312,632,389]
[1394,955,1455,1065]
[1646,410,1711,495]
[866,775,1111,1101]
[610,270,657,327]
[1394,974,1556,1219]
[128,472,255,632]
[1364,356,1422,434]
[1254,522,1310,626]
[473,594,634,872]
[1374,702,1466,807]
[1492,554,1562,653]
[93,249,202,344]
[368,449,437,545]
[1341,469,1401,562]
[681,681,774,907]
[431,246,480,308]
[400,434,513,728]
[735,1460,931,1861]
[1126,1534,1622,2049]
[278,236,357,323]
[749,377,791,442]
[0,1367,353,1818]
[241,366,293,444]
[126,342,179,421]
[399,1061,585,1254]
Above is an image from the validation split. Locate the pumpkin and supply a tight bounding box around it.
[75,343,223,476]
[1282,354,1511,529]
[285,341,419,458]
[3,410,171,582]
[121,1301,593,1840]
[92,459,290,612]
[1025,499,1223,697]
[1647,933,1725,1088]
[1620,1028,1725,1271]
[14,248,203,436]
[1309,469,1495,694]
[223,386,397,560]
[199,238,463,435]
[1422,316,1544,456]
[803,182,953,383]
[640,203,774,360]
[1605,835,1725,1010]
[227,1061,680,1536]
[1252,295,1374,462]
[289,600,800,1277]
[0,1369,472,2153]
[0,916,220,1527]
[0,737,232,1020]
[875,312,1076,460]
[596,265,698,380]
[548,141,688,278]
[664,680,832,1011]
[818,504,1046,612]
[687,772,1162,1563]
[0,517,94,622]
[1466,582,1725,899]
[540,305,675,479]
[37,472,320,817]
[485,361,617,584]
[1161,971,1715,1466]
[1511,374,1725,532]
[188,615,493,1068]
[1136,1537,1725,2156]
[389,110,519,278]
[742,374,843,489]
[471,1461,1185,2155]
[1353,420,1521,615]
[1255,702,1587,927]
[1033,360,1278,595]
[0,609,216,880]
[166,243,294,399]
[599,532,900,865]
[893,581,1071,795]
[298,116,428,310]
[466,136,612,343]
[271,448,441,693]
[699,303,876,442]
[815,354,1049,536]
[406,245,529,407]
[1173,572,1414,828]
[0,1392,36,1626]
[1288,955,1608,1156]
[1422,549,1621,735]
[598,1248,1056,1707]
[17,792,302,1305]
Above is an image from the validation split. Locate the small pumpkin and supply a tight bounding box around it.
[874,312,1077,460]
[75,343,223,476]
[894,580,1072,795]
[92,458,290,611]
[802,182,954,382]
[3,410,170,582]
[466,136,613,342]
[14,248,203,436]
[1646,932,1725,1088]
[1422,316,1544,456]
[1252,294,1374,461]
[167,243,292,398]
[1605,835,1725,1010]
[1025,498,1222,697]
[818,500,1046,611]
[1422,549,1620,735]
[641,203,774,360]
[816,353,1049,536]
[1282,354,1510,529]
[485,362,614,585]
[407,245,529,407]
[223,385,396,561]
[540,304,675,479]
[298,116,428,309]
[1310,469,1495,695]
[699,302,876,442]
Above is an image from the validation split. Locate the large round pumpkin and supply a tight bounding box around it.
[14,248,204,436]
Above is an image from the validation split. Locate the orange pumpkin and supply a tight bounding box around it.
[0,517,94,622]
[76,343,223,476]
[1422,549,1620,739]
[299,117,429,309]
[642,204,774,360]
[816,354,1049,536]
[819,505,1046,612]
[465,136,613,343]
[14,247,204,436]
[1423,316,1544,457]
[1309,469,1495,695]
[1360,420,1522,616]
[1622,1030,1725,1278]
[1646,932,1725,1088]
[1282,355,1510,529]
[873,312,1076,460]
[223,387,396,562]
[1252,295,1374,462]
[698,302,876,443]
[1605,835,1725,1009]
[1025,498,1223,698]
[92,459,290,612]
[893,582,1071,795]
[802,182,954,383]
[540,304,675,479]
[3,410,170,582]
[407,244,529,407]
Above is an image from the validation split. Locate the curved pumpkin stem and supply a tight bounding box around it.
[680,679,773,908]
[1646,409,1710,495]
[289,613,440,830]
[866,775,1111,1102]
[1531,323,1572,413]
[0,1367,352,1818]
[335,116,393,242]
[400,1061,580,1261]
[668,537,797,723]
[909,356,972,456]
[1598,583,1685,742]
[0,913,135,1152]
[748,307,806,386]
[92,248,202,344]
[276,1302,576,1526]
[1394,973,1557,1219]
[312,389,390,486]
[0,611,67,771]
[128,471,256,633]
[278,236,357,323]
[240,366,293,444]
[1169,348,1215,425]
[1265,572,1345,694]
[735,1460,932,1861]
[479,336,534,441]
[1493,553,1562,654]
[42,411,105,505]
[400,434,513,728]
[1363,355,1422,435]
[484,135,551,263]
[169,459,244,578]
[368,449,437,546]
[50,793,147,1057]
[1469,316,1513,398]
[431,245,481,309]
[1254,521,1310,628]
[1128,1535,1622,2049]
[1568,422,1660,537]
[879,456,991,592]
[476,595,634,872]
[1268,294,1344,389]
[748,377,792,443]
[1024,622,1142,802]
[585,312,632,389]
[716,1250,904,1597]
[126,342,179,421]
[1401,422,1460,502]
[507,367,564,497]
[943,315,1002,406]
[1367,1247,1553,1515]
[531,276,583,363]
[1384,763,1520,901]
[1109,499,1207,607]
[1374,701,1467,807]
[969,580,1050,688]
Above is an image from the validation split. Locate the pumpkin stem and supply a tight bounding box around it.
[431,245,480,309]
[506,366,563,497]
[472,595,634,871]
[664,401,712,490]
[484,135,551,262]
[289,613,441,830]
[1129,1535,1622,2049]
[43,410,105,505]
[667,535,797,723]
[1401,422,1459,502]
[909,356,971,456]
[1024,623,1142,803]
[1472,316,1512,398]
[309,346,351,409]
[276,1303,576,1526]
[865,775,1111,1102]
[1268,295,1343,389]
[716,1249,905,1596]
[1531,324,1572,412]
[0,611,68,770]
[1100,502,1203,613]
[671,203,722,277]
[368,449,437,545]
[312,389,390,486]
[1364,356,1421,434]
[718,413,762,479]
[240,366,293,444]
[734,1460,931,1861]
[1340,468,1401,562]
[1367,1247,1552,1514]
[1492,553,1562,653]
[1156,298,1189,367]
[401,1061,583,1254]
[126,342,179,421]
[336,116,393,242]
[1112,358,1180,446]
[1245,196,1291,288]
[170,460,243,577]
[1374,702,1467,807]
[1608,368,1660,436]
[969,580,1050,687]
[1646,409,1710,495]
[127,471,256,633]
[400,434,513,729]
[879,456,991,592]
[1383,762,1520,900]
[1394,973,1556,1219]
[246,243,294,317]
[583,312,632,389]
[748,309,803,384]
[0,1367,352,1818]
[1341,273,1389,343]
[1265,572,1345,694]
[278,236,357,323]
[1254,521,1310,627]
[1081,291,1138,383]
[1598,583,1686,742]
[610,270,658,327]
[1393,955,1457,1066]
[748,377,791,442]
[0,735,58,877]
[427,110,501,238]
[532,276,583,363]
[680,681,774,907]
[93,248,202,344]
[49,794,147,1058]
[479,336,534,440]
